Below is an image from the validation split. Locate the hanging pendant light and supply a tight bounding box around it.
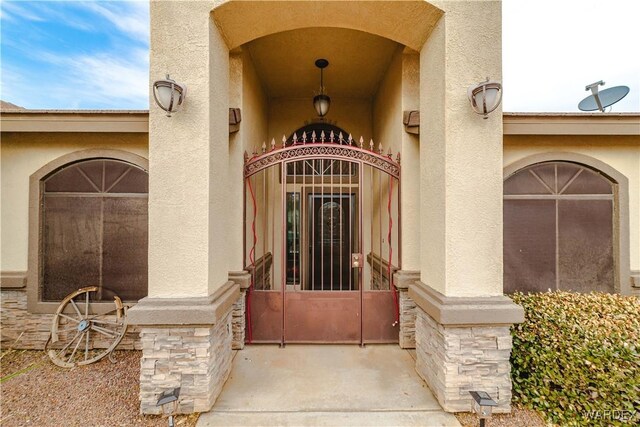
[313,59,330,118]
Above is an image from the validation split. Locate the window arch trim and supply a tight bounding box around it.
[27,149,149,314]
[503,152,631,295]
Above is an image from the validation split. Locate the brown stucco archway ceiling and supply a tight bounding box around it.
[245,28,400,99]
[212,0,443,51]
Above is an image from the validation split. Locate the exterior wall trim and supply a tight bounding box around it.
[3,111,638,135]
[0,111,149,133]
[503,113,640,136]
[503,152,632,295]
[408,281,524,326]
[128,280,240,326]
[27,149,150,314]
[0,271,27,289]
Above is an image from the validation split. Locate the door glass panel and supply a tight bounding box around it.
[286,192,301,286]
[308,194,354,291]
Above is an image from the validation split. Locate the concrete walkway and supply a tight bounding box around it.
[197,345,460,427]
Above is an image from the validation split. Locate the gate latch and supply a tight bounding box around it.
[351,253,363,269]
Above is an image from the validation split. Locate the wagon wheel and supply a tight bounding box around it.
[45,286,127,368]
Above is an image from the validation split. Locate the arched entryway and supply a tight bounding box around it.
[244,129,400,344]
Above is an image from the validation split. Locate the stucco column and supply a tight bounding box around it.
[420,0,503,297]
[413,1,524,413]
[128,1,239,415]
[146,1,229,298]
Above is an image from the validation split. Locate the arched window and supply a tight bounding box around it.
[503,161,615,294]
[38,158,148,304]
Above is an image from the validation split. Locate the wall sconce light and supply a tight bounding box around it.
[467,78,502,119]
[156,387,180,427]
[313,59,331,118]
[153,75,187,117]
[469,390,498,427]
[402,110,420,135]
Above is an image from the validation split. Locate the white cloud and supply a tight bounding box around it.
[1,1,46,22]
[79,1,149,44]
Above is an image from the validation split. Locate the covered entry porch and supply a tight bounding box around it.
[129,0,523,418]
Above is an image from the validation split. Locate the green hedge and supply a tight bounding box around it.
[510,291,640,426]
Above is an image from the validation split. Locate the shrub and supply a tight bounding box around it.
[510,291,640,426]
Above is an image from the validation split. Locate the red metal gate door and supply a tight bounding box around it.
[244,132,400,344]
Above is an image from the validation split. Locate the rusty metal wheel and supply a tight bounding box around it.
[45,286,127,368]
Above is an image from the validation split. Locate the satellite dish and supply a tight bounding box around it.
[579,80,630,112]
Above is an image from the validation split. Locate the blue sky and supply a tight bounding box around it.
[1,0,639,112]
[1,0,148,110]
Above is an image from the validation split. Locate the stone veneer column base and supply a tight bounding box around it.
[394,271,419,349]
[128,281,241,415]
[229,271,250,350]
[409,282,524,413]
[139,314,233,414]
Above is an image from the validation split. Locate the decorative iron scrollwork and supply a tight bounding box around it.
[245,143,400,179]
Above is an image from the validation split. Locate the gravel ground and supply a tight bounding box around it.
[3,349,547,427]
[1,349,199,427]
[455,407,548,427]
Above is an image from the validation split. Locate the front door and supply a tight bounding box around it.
[309,193,353,290]
[244,135,400,344]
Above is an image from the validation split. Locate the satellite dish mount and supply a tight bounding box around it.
[578,80,630,112]
[585,81,606,112]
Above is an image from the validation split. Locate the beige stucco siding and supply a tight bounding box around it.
[268,98,372,142]
[0,132,148,271]
[504,135,640,273]
[421,0,504,297]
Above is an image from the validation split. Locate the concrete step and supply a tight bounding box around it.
[197,410,461,427]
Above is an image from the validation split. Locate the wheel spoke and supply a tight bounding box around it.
[90,318,122,326]
[84,329,90,361]
[69,299,83,319]
[56,331,81,358]
[91,324,118,338]
[67,332,85,363]
[58,313,80,323]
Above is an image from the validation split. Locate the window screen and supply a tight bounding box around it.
[504,162,614,294]
[42,159,148,301]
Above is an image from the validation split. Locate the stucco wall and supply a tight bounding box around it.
[230,50,269,271]
[421,0,504,297]
[372,47,403,268]
[0,132,148,272]
[373,47,403,154]
[504,135,640,273]
[148,0,230,298]
[268,98,372,142]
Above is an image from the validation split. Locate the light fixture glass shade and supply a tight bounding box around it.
[152,75,187,117]
[467,79,502,118]
[313,94,331,117]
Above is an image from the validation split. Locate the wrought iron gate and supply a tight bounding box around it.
[244,131,400,344]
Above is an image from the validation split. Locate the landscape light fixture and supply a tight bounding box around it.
[152,75,187,117]
[467,78,502,119]
[156,387,180,427]
[469,390,498,427]
[313,59,331,118]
